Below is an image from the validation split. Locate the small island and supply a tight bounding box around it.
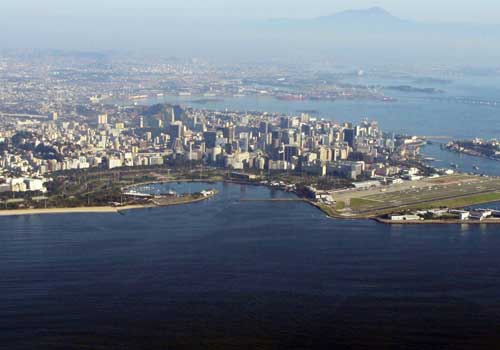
[445,139,500,161]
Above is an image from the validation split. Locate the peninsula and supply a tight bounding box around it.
[1,93,499,223]
[445,139,500,161]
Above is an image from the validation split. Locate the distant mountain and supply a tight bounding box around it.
[2,6,500,66]
[268,7,500,36]
[268,7,414,31]
[316,7,408,25]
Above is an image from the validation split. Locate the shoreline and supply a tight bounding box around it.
[0,192,217,217]
[375,217,500,225]
[444,148,500,162]
[309,201,500,225]
[0,206,121,217]
[3,179,500,225]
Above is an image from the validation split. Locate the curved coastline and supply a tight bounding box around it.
[0,187,218,217]
[3,179,500,225]
[0,178,275,218]
[309,200,500,225]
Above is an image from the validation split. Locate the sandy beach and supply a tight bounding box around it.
[0,203,168,217]
[0,193,216,217]
[0,206,120,217]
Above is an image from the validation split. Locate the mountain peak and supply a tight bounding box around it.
[365,6,391,14]
[268,6,413,31]
[320,7,402,22]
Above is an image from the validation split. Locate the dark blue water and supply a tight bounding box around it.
[2,183,500,349]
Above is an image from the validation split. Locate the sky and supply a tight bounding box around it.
[2,0,500,66]
[3,0,500,23]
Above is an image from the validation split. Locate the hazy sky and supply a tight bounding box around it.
[2,0,500,65]
[3,0,500,23]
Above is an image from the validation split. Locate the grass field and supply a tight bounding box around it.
[409,192,500,210]
[350,198,380,211]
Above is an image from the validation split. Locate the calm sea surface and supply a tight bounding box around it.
[2,182,500,349]
[2,76,500,349]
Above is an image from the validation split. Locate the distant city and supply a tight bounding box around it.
[0,52,424,191]
[0,51,499,222]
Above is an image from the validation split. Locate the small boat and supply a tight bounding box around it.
[473,165,480,170]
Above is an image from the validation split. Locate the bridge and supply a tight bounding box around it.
[402,95,500,107]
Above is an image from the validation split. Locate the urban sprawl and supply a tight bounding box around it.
[1,52,499,222]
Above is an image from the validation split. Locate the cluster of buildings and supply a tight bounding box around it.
[0,52,433,196]
[0,101,427,189]
[0,52,389,122]
[390,208,500,222]
[0,177,47,194]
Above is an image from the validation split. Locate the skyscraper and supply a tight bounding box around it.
[98,113,108,125]
[48,112,58,121]
[203,131,217,148]
[343,128,356,147]
[280,117,291,129]
[259,121,269,135]
[169,121,183,140]
[222,125,235,143]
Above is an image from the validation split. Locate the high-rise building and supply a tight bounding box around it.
[280,117,291,129]
[171,105,183,123]
[98,114,108,125]
[259,121,269,135]
[203,131,217,148]
[48,112,58,121]
[239,132,250,153]
[301,124,312,136]
[301,113,310,123]
[284,145,299,162]
[169,121,183,140]
[167,107,176,124]
[343,128,356,147]
[318,147,331,162]
[222,125,235,143]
